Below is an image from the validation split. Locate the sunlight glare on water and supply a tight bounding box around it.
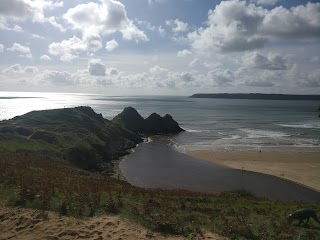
[0,92,97,120]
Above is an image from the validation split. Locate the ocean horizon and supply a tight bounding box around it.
[1,91,320,153]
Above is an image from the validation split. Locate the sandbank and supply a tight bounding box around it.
[187,151,320,192]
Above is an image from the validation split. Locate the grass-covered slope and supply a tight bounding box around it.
[1,152,319,240]
[0,106,142,170]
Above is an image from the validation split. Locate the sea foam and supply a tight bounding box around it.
[240,128,291,139]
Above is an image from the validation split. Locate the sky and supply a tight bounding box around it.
[0,0,319,95]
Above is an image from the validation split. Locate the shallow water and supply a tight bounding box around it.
[120,139,320,203]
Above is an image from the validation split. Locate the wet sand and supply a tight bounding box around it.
[187,151,320,192]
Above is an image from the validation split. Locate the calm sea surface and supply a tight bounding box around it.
[1,91,319,152]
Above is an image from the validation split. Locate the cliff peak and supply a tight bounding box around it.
[113,107,184,135]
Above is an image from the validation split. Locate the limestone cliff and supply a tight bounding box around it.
[113,107,184,134]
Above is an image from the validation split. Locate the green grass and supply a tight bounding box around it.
[0,107,142,170]
[0,152,319,240]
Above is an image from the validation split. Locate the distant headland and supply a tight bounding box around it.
[190,93,320,101]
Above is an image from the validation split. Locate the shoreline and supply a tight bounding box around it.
[187,150,320,192]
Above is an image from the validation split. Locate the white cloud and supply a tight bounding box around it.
[290,66,320,88]
[0,23,23,32]
[149,65,168,75]
[166,19,189,32]
[146,0,166,6]
[261,3,320,40]
[250,0,280,5]
[243,79,276,87]
[40,55,52,61]
[0,0,64,31]
[2,64,22,74]
[242,52,288,70]
[298,70,320,87]
[177,49,192,57]
[96,78,114,86]
[115,67,198,90]
[7,42,32,58]
[63,0,148,42]
[189,1,320,52]
[48,35,100,61]
[88,59,106,76]
[189,1,266,52]
[135,18,166,37]
[189,58,218,69]
[24,66,39,74]
[180,72,195,82]
[0,44,4,53]
[2,64,38,75]
[239,69,279,87]
[83,33,103,52]
[118,72,149,89]
[7,43,30,54]
[207,69,234,86]
[310,56,320,64]
[105,39,119,52]
[158,26,166,37]
[166,72,195,85]
[171,35,189,45]
[31,34,44,39]
[38,70,80,86]
[108,68,119,75]
[189,58,202,68]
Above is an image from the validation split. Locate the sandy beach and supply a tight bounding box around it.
[0,204,225,240]
[187,151,320,192]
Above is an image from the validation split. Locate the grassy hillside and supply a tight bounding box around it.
[0,107,142,170]
[1,152,319,239]
[0,107,319,239]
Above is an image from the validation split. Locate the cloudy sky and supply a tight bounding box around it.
[0,0,319,95]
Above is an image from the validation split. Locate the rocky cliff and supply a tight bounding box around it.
[113,107,184,134]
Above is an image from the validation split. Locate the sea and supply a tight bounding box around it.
[2,91,320,201]
[1,91,319,152]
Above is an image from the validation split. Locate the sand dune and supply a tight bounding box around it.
[188,151,320,192]
[0,205,225,240]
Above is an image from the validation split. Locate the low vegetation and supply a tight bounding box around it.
[1,152,320,240]
[0,107,319,239]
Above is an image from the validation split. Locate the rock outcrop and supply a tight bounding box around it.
[113,107,184,134]
[112,107,145,133]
